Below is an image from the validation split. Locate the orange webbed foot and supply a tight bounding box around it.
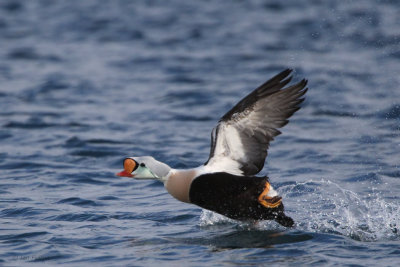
[258,182,282,208]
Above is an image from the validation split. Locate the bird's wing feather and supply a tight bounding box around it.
[204,69,307,176]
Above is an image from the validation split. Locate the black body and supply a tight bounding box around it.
[189,173,294,227]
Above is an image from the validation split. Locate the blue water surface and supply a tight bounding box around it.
[1,0,400,266]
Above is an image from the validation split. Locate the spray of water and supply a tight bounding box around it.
[199,179,399,242]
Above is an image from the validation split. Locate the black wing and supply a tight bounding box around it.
[204,69,307,176]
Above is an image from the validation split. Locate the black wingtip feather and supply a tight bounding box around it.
[255,69,293,92]
[270,68,293,85]
[221,69,307,122]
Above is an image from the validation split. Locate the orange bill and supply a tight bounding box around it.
[116,158,136,177]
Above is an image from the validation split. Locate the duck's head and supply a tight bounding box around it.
[116,156,171,181]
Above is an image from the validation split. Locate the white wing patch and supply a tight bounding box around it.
[204,123,246,175]
[223,124,246,161]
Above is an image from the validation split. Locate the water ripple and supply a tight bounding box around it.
[1,0,400,265]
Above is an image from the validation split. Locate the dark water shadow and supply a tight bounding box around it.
[207,230,312,250]
[166,228,313,250]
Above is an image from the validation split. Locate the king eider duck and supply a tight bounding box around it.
[116,69,307,227]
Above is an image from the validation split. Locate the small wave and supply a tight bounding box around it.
[63,175,109,185]
[1,1,23,12]
[45,213,108,222]
[65,136,131,148]
[3,119,88,130]
[7,47,61,62]
[4,121,57,129]
[170,114,214,122]
[312,109,358,118]
[57,197,101,207]
[0,231,48,241]
[167,75,204,84]
[71,150,121,158]
[1,207,42,218]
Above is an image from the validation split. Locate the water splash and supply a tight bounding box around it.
[199,179,399,242]
[285,179,399,242]
[199,210,235,226]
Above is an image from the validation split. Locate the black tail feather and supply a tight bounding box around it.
[275,213,295,227]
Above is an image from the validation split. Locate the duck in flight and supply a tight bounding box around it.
[117,69,307,227]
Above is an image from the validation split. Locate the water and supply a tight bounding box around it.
[1,0,400,265]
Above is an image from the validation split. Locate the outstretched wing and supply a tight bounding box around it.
[204,69,307,176]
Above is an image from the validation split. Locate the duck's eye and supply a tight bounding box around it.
[140,163,146,167]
